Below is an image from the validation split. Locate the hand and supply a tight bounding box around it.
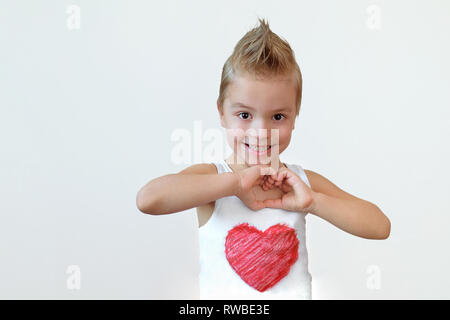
[262,166,316,213]
[234,164,277,211]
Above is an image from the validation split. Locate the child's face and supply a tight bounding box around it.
[219,71,297,167]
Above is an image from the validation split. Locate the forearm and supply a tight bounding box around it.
[309,192,391,239]
[137,172,239,215]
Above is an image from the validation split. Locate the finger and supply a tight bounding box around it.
[275,180,281,187]
[260,176,267,186]
[253,200,266,211]
[259,168,273,180]
[281,170,303,191]
[280,182,293,193]
[276,170,283,181]
[263,198,283,209]
[267,177,276,185]
[265,183,274,190]
[276,171,286,186]
[256,175,264,185]
[270,170,279,180]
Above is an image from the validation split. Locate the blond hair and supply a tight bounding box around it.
[217,17,303,116]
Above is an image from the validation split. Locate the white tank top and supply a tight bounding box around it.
[198,159,312,300]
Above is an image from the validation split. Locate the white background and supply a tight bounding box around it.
[1,0,449,299]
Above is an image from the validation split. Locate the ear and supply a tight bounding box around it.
[217,99,225,128]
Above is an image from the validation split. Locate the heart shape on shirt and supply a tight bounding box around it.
[225,223,299,292]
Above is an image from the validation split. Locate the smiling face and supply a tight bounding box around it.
[218,71,297,169]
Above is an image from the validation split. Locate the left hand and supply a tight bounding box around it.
[261,166,315,213]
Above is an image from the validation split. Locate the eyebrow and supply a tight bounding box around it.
[232,102,292,113]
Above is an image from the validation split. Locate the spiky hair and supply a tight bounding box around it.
[218,17,303,116]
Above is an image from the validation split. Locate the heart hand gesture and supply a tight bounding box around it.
[261,166,315,213]
[234,164,278,211]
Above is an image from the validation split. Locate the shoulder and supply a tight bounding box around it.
[177,163,218,175]
[304,169,362,201]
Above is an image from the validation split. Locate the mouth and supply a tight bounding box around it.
[243,143,273,155]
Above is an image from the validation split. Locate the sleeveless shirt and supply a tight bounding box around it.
[198,159,312,300]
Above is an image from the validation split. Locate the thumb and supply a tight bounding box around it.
[282,169,304,193]
[263,197,284,209]
[246,165,269,187]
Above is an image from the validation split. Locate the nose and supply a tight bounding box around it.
[248,119,271,144]
[250,117,271,131]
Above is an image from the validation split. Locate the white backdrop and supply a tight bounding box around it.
[1,0,449,299]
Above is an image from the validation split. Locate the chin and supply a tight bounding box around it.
[246,157,279,167]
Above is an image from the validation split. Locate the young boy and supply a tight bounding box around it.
[136,18,390,300]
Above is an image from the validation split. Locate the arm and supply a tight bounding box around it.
[136,164,239,215]
[306,170,391,240]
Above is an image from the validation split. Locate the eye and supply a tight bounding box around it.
[273,114,285,121]
[238,112,251,120]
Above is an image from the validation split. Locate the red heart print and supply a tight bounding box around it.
[225,223,299,292]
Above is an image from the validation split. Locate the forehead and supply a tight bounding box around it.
[226,73,296,112]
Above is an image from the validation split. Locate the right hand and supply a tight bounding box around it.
[234,164,277,211]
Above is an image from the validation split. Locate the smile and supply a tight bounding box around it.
[244,143,272,155]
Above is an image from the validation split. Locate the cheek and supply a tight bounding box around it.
[280,128,292,143]
[225,126,246,148]
[279,134,292,149]
[270,126,292,147]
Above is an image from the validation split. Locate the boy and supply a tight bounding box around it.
[136,18,390,299]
